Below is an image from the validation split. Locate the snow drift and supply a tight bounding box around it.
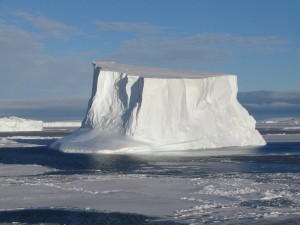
[0,117,43,132]
[53,62,265,153]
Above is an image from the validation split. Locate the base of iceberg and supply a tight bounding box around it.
[52,62,265,153]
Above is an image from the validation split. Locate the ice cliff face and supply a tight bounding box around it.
[53,62,265,153]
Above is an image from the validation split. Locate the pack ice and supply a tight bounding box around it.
[53,62,265,153]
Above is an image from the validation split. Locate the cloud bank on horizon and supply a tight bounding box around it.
[0,0,299,100]
[0,91,299,121]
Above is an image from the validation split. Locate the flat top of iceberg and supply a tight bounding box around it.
[93,61,230,79]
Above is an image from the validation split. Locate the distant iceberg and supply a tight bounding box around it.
[0,117,43,132]
[43,121,82,128]
[52,62,266,153]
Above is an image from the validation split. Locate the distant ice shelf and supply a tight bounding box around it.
[0,117,81,132]
[43,121,82,128]
[0,117,43,132]
[52,62,266,153]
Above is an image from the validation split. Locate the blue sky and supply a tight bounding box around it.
[0,0,299,121]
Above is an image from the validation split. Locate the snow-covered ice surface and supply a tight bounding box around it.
[0,117,43,132]
[53,62,265,153]
[0,125,300,224]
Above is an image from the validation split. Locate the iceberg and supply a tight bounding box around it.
[0,117,43,132]
[52,62,265,153]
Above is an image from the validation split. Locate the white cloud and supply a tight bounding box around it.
[239,91,300,102]
[104,33,290,67]
[0,13,294,100]
[270,102,299,108]
[13,10,79,39]
[0,19,92,98]
[239,91,300,110]
[0,19,43,72]
[0,97,88,110]
[0,97,88,121]
[0,19,42,53]
[185,33,290,53]
[267,92,300,100]
[94,21,169,34]
[244,102,300,109]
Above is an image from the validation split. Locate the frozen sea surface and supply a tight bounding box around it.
[0,130,300,224]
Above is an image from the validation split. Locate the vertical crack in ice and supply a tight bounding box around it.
[181,79,188,128]
[134,77,144,129]
[116,74,129,134]
[82,66,101,128]
[121,76,144,134]
[212,78,222,134]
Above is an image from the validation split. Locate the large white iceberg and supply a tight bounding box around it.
[53,62,265,153]
[0,117,43,132]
